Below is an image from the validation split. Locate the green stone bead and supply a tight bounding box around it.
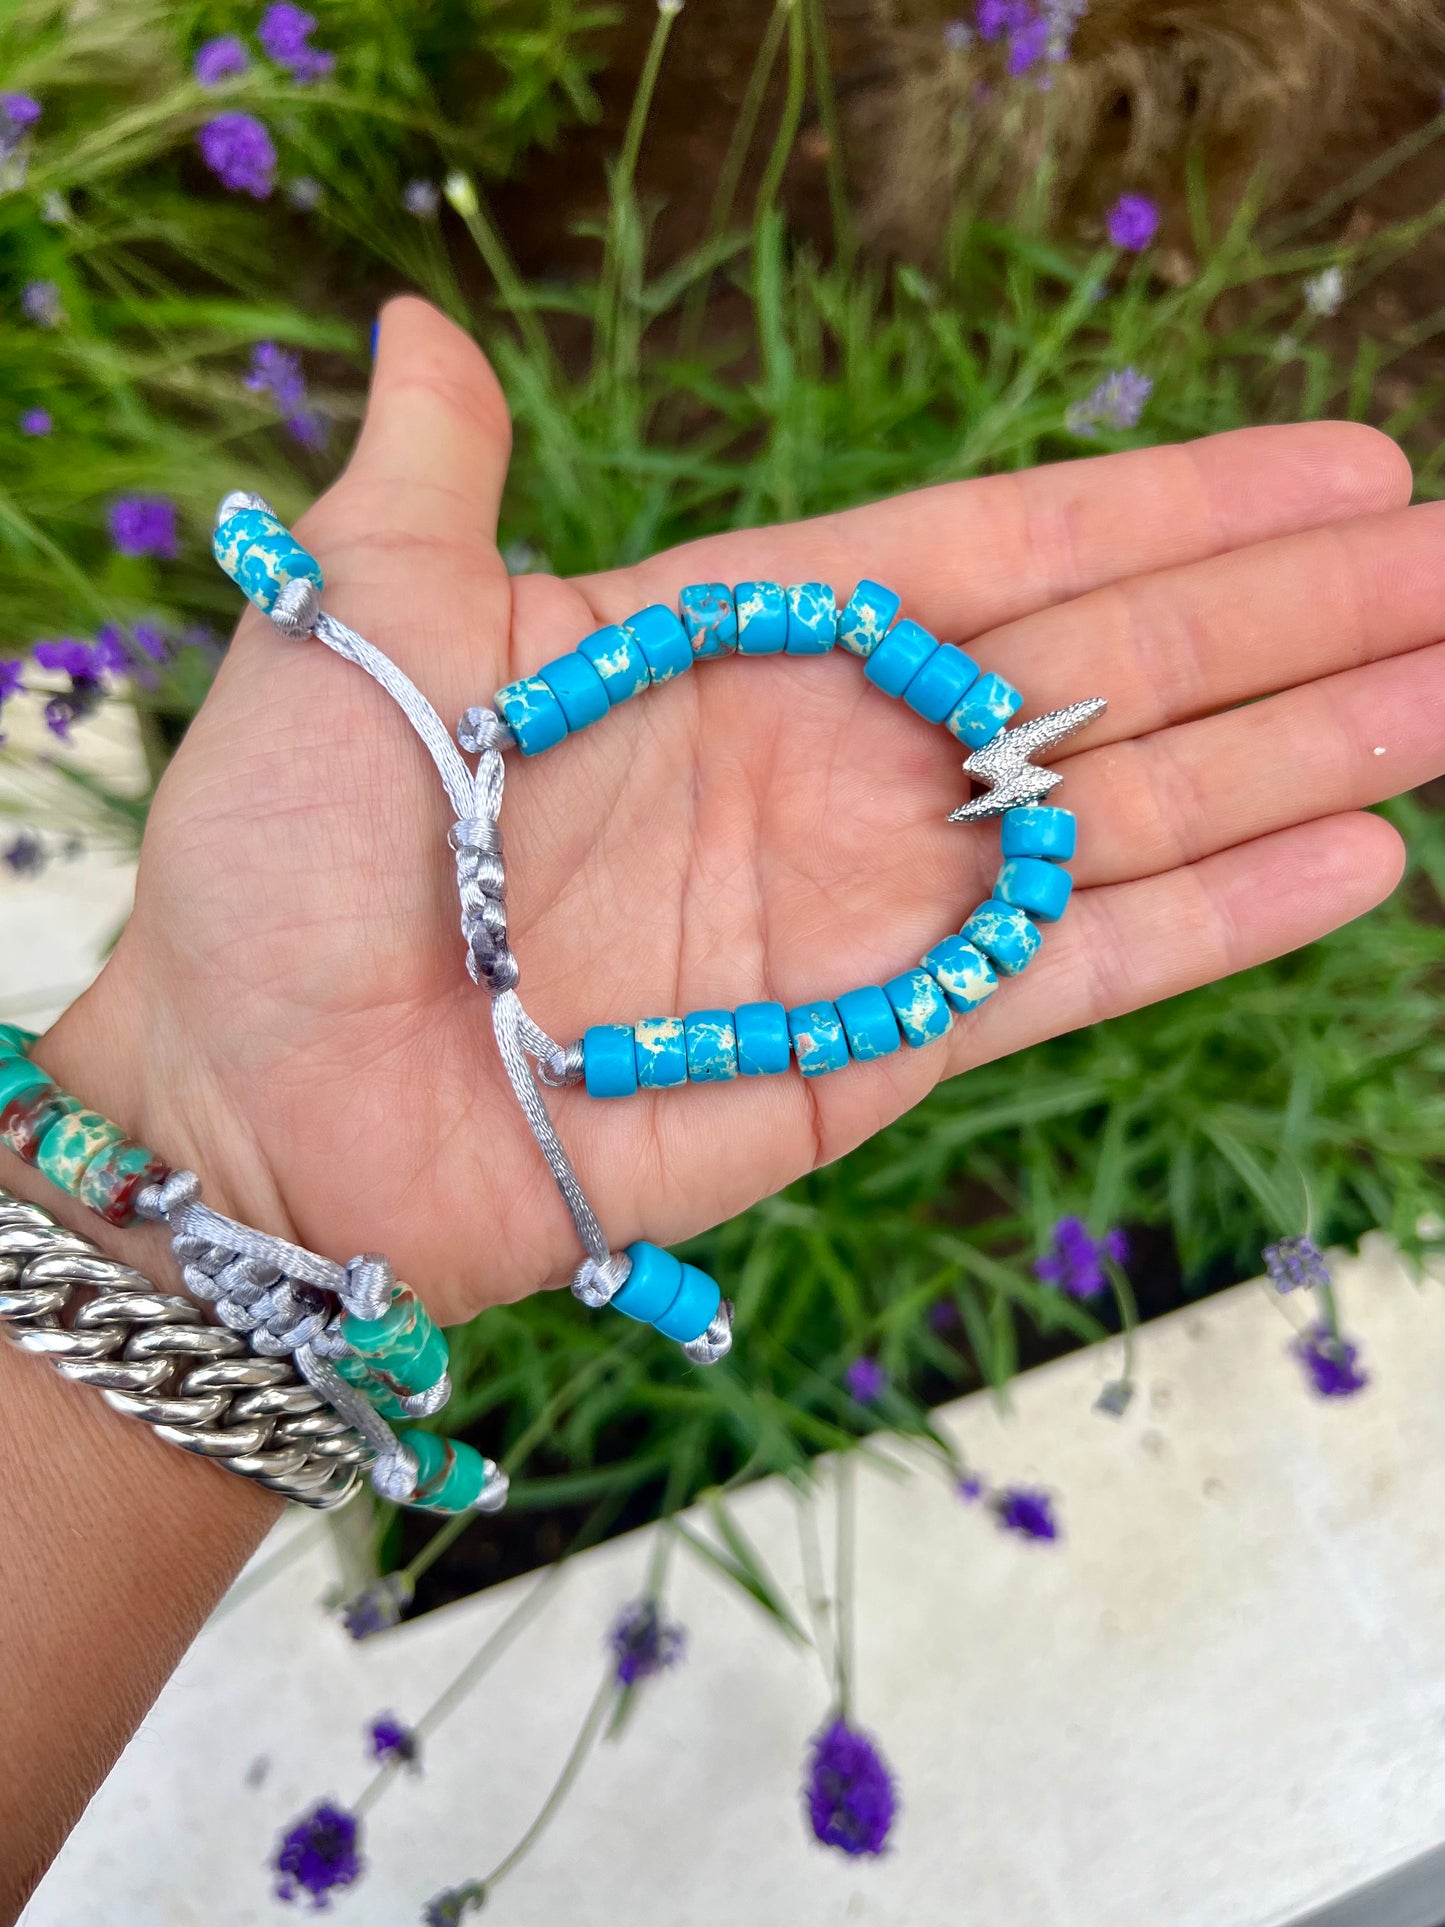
[0,1055,55,1111]
[333,1352,411,1422]
[36,1107,127,1197]
[0,1023,39,1059]
[77,1140,171,1227]
[340,1289,449,1393]
[400,1430,492,1513]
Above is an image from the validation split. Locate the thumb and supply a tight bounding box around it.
[337,294,513,550]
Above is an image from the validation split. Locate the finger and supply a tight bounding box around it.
[988,499,1445,750]
[325,294,513,550]
[936,811,1404,1086]
[1062,639,1445,887]
[573,423,1411,641]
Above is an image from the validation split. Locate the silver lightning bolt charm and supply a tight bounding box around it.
[948,697,1108,823]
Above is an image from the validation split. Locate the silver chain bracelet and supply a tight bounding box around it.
[0,1186,367,1509]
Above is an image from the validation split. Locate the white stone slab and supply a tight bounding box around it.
[22,1237,1445,1927]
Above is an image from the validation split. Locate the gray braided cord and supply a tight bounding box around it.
[0,1188,365,1508]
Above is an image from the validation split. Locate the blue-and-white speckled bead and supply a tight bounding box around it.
[212,508,323,617]
[578,623,649,705]
[627,605,693,684]
[996,855,1073,923]
[1000,805,1075,861]
[634,1016,688,1090]
[787,1000,849,1076]
[494,675,568,756]
[679,583,738,660]
[734,581,788,655]
[920,935,998,1013]
[946,670,1023,748]
[786,582,838,655]
[960,899,1042,975]
[684,1009,739,1082]
[837,579,901,659]
[883,969,953,1048]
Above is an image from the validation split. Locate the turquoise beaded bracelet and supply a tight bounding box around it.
[210,494,1105,1367]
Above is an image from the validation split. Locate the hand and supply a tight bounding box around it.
[44,298,1443,1325]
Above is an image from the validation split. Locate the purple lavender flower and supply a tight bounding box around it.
[273,1801,363,1907]
[246,341,308,414]
[108,494,178,559]
[194,35,249,85]
[928,1297,959,1332]
[1294,1325,1368,1398]
[608,1598,685,1686]
[198,112,276,198]
[1007,12,1050,74]
[0,659,23,705]
[19,408,51,436]
[1041,0,1087,60]
[993,1484,1059,1541]
[1263,1235,1331,1294]
[21,280,62,327]
[339,1572,413,1641]
[423,1886,486,1927]
[1034,1216,1128,1299]
[259,4,335,81]
[1106,191,1160,251]
[1066,367,1153,436]
[805,1718,896,1856]
[955,1472,984,1501]
[34,637,99,679]
[844,1355,887,1402]
[403,178,440,218]
[976,0,1033,37]
[130,622,169,664]
[0,93,41,129]
[367,1713,419,1770]
[3,832,46,877]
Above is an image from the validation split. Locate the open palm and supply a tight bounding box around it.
[55,299,1444,1326]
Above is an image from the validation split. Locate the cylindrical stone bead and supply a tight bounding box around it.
[212,507,323,617]
[961,899,1042,975]
[494,675,568,756]
[0,1052,55,1113]
[653,1262,721,1343]
[837,580,901,659]
[684,1010,739,1082]
[1000,805,1076,860]
[734,581,788,654]
[883,969,953,1048]
[996,856,1073,923]
[0,1023,39,1058]
[634,1016,688,1091]
[334,1351,410,1422]
[785,583,838,654]
[1,1084,74,1164]
[946,670,1023,748]
[626,604,693,683]
[340,1289,450,1396]
[77,1140,172,1227]
[539,652,609,732]
[787,1000,849,1076]
[920,936,998,1013]
[865,618,939,698]
[734,1001,792,1076]
[904,642,980,724]
[401,1429,494,1513]
[579,623,650,704]
[614,1241,685,1323]
[583,1023,639,1098]
[834,985,902,1062]
[35,1107,127,1197]
[679,583,738,659]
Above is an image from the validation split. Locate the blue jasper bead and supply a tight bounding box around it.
[613,1241,684,1322]
[634,1017,688,1090]
[883,969,953,1048]
[583,1023,639,1098]
[787,1000,849,1076]
[947,669,1023,748]
[213,508,323,617]
[865,618,939,698]
[837,579,901,659]
[961,899,1042,975]
[579,623,650,705]
[920,936,998,1013]
[834,985,902,1062]
[1001,805,1076,861]
[627,604,693,684]
[996,856,1073,924]
[654,1262,721,1343]
[495,675,568,756]
[733,581,788,655]
[539,652,609,732]
[904,642,981,724]
[786,582,838,654]
[684,1010,739,1082]
[679,583,738,660]
[734,1001,792,1076]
